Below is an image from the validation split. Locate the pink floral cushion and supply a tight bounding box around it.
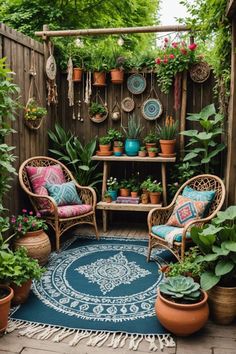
[40,204,92,218]
[26,164,66,209]
[166,195,208,228]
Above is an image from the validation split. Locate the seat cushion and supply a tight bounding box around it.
[166,195,208,228]
[40,204,92,218]
[26,164,66,209]
[45,181,82,206]
[151,225,191,243]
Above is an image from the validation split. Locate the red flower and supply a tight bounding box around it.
[180,48,188,55]
[163,58,168,64]
[169,54,175,59]
[155,58,162,64]
[22,209,27,213]
[172,42,178,48]
[164,37,169,43]
[23,217,28,222]
[188,43,197,51]
[29,211,33,215]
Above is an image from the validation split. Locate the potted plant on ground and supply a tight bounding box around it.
[156,275,209,336]
[148,147,158,157]
[106,177,119,201]
[11,209,51,266]
[138,146,147,157]
[190,205,236,325]
[143,131,158,151]
[119,179,131,197]
[146,180,162,204]
[122,114,144,156]
[98,135,112,154]
[89,102,108,123]
[156,116,178,156]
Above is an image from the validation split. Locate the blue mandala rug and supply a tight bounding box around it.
[9,236,175,351]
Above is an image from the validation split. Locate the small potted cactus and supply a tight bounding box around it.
[155,276,209,336]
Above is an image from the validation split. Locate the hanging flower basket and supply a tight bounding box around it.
[24,98,47,130]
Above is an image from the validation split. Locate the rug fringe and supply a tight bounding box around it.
[7,320,175,351]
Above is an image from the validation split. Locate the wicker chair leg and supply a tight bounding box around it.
[93,214,99,240]
[55,222,60,252]
[147,236,152,262]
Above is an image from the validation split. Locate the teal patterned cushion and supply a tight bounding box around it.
[151,225,191,242]
[45,181,82,206]
[182,186,216,215]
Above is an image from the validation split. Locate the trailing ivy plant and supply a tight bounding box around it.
[0,57,20,211]
[48,123,102,190]
[180,104,225,174]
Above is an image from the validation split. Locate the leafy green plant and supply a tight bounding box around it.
[107,177,119,191]
[156,116,178,140]
[122,114,144,139]
[107,128,123,142]
[48,123,102,189]
[99,136,111,145]
[191,206,236,291]
[146,180,162,193]
[89,102,107,116]
[159,276,201,303]
[10,210,48,235]
[143,131,158,144]
[168,161,196,198]
[148,147,158,153]
[180,104,225,174]
[140,146,146,152]
[119,179,132,189]
[24,98,47,121]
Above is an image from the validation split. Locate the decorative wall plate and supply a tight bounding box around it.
[121,97,135,112]
[190,62,210,83]
[46,55,57,80]
[141,98,163,120]
[127,74,146,95]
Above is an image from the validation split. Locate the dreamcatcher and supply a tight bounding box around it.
[46,41,58,105]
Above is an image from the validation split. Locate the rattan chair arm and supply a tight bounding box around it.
[28,191,58,214]
[73,182,97,208]
[147,205,175,232]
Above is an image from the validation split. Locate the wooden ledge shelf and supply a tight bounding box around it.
[96,201,162,211]
[92,155,176,162]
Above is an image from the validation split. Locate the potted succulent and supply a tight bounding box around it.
[156,275,209,336]
[98,135,112,153]
[106,177,119,201]
[119,179,131,197]
[113,141,123,156]
[11,209,51,266]
[122,114,144,156]
[143,131,158,151]
[190,205,236,325]
[89,102,108,123]
[156,116,178,156]
[148,147,158,157]
[138,146,147,157]
[146,180,162,204]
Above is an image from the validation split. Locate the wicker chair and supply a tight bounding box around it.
[147,174,225,261]
[19,156,99,251]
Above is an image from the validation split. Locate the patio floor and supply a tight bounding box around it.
[0,222,236,354]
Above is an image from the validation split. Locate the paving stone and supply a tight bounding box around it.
[21,349,58,354]
[213,350,236,354]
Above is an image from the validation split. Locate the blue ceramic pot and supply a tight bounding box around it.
[107,189,118,201]
[125,139,140,156]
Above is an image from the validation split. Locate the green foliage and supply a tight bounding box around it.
[148,147,158,153]
[159,275,201,303]
[98,136,111,145]
[48,123,102,189]
[143,131,158,144]
[122,114,144,139]
[191,206,236,291]
[119,179,132,189]
[107,177,119,191]
[156,116,178,140]
[10,210,48,235]
[107,128,123,142]
[24,98,47,121]
[180,104,225,174]
[140,177,162,193]
[0,57,20,210]
[89,102,107,116]
[168,161,196,198]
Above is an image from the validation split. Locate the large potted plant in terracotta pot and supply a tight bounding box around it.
[190,205,236,325]
[156,116,178,157]
[11,209,51,266]
[156,275,209,336]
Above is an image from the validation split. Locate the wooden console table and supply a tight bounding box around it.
[92,155,176,232]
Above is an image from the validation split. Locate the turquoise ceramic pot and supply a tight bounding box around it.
[107,189,118,201]
[125,139,140,156]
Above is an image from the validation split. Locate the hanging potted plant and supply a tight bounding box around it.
[89,102,108,123]
[11,209,51,266]
[91,41,109,86]
[24,98,47,130]
[156,275,209,336]
[122,114,144,156]
[156,116,178,156]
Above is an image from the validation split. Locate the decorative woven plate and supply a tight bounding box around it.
[127,74,146,95]
[141,98,163,120]
[46,55,57,80]
[121,97,135,112]
[190,62,210,83]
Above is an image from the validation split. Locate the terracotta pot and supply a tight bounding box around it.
[104,196,112,203]
[73,68,83,82]
[145,142,157,151]
[149,192,161,204]
[110,69,124,84]
[93,71,106,86]
[159,139,176,155]
[11,279,32,305]
[155,289,209,336]
[148,151,157,158]
[119,188,130,197]
[14,229,51,266]
[99,144,111,153]
[207,285,236,325]
[131,191,138,198]
[138,150,146,157]
[0,285,14,333]
[113,146,123,156]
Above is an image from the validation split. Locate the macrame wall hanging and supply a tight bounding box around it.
[24,50,47,130]
[46,42,58,105]
[67,57,74,108]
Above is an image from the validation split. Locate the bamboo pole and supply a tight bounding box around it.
[35,24,191,38]
[180,71,187,159]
